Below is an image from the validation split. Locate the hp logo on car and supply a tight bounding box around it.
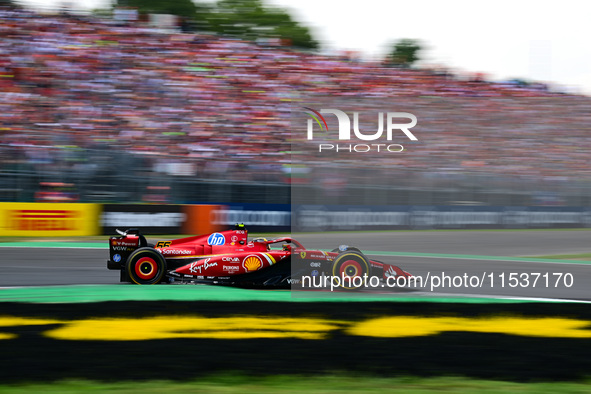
[207,233,226,246]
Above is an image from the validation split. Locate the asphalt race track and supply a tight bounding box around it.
[296,230,591,256]
[3,230,591,383]
[1,230,590,300]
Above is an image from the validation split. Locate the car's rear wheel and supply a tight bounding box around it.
[331,251,371,290]
[126,247,167,285]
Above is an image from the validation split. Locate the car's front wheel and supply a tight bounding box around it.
[126,247,167,285]
[331,251,371,290]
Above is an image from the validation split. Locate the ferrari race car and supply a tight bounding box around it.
[106,224,411,289]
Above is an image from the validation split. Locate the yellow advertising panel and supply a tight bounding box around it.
[0,203,100,236]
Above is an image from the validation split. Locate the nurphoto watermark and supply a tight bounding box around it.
[303,107,418,153]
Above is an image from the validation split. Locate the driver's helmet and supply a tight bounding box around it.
[282,244,291,251]
[253,237,270,250]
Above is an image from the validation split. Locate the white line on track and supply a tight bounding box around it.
[414,291,591,303]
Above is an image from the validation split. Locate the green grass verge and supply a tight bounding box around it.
[0,284,538,304]
[530,253,591,261]
[1,375,591,393]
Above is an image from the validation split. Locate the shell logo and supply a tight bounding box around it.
[243,255,262,272]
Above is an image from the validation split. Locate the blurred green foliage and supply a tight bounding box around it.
[116,0,198,18]
[4,375,591,393]
[115,0,318,49]
[388,38,423,67]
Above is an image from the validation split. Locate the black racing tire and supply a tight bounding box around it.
[331,251,371,290]
[126,247,167,285]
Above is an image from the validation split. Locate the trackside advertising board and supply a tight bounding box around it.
[103,203,287,234]
[0,203,100,236]
[101,204,184,235]
[210,203,291,232]
[101,204,224,235]
[294,205,591,231]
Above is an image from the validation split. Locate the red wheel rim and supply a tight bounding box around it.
[339,259,361,278]
[135,257,157,280]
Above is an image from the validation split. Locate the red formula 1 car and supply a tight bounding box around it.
[106,224,411,289]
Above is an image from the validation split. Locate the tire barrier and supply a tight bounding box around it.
[1,301,590,382]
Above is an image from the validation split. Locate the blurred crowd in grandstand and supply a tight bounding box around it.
[0,7,590,204]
